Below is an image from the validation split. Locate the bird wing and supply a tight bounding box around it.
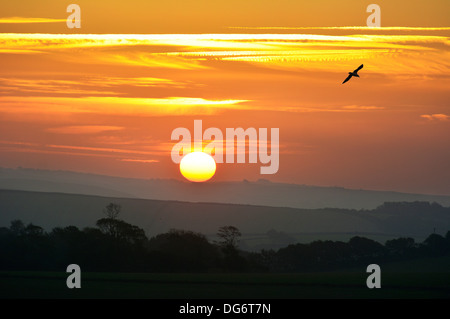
[342,74,352,84]
[354,64,364,72]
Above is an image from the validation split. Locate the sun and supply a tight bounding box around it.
[180,152,216,182]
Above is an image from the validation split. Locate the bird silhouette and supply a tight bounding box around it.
[342,64,364,84]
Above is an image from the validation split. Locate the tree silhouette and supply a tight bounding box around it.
[103,202,121,219]
[97,203,122,237]
[96,218,147,244]
[10,219,25,236]
[215,226,246,271]
[423,233,448,256]
[2,211,450,273]
[216,226,241,251]
[24,223,45,236]
[385,237,416,259]
[148,229,219,271]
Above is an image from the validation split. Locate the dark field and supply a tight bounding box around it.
[2,257,450,299]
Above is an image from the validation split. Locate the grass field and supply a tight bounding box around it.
[1,265,449,299]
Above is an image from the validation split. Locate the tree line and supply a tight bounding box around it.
[1,203,449,273]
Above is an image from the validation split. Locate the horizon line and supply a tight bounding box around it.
[229,26,450,31]
[1,166,450,197]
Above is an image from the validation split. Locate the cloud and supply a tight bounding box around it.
[0,95,387,119]
[45,144,164,156]
[0,96,249,117]
[0,78,119,96]
[1,33,449,76]
[102,53,207,70]
[0,17,66,24]
[343,105,385,110]
[95,77,187,88]
[421,114,449,121]
[278,105,386,113]
[229,26,450,31]
[0,77,188,96]
[118,159,159,163]
[46,126,124,134]
[0,140,165,161]
[0,140,38,147]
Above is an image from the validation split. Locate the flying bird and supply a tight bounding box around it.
[342,64,364,84]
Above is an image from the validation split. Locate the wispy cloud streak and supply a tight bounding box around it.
[0,17,67,24]
[229,26,450,31]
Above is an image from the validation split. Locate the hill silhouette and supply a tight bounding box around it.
[2,167,450,210]
[1,189,449,250]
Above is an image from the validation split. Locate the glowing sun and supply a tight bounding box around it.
[180,151,216,182]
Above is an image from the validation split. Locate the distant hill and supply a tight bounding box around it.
[1,167,450,210]
[1,189,449,251]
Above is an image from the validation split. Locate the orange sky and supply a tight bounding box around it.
[0,1,449,195]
